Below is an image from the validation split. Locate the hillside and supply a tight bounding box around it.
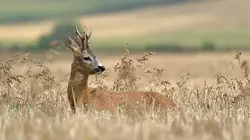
[0,0,188,24]
[0,0,249,51]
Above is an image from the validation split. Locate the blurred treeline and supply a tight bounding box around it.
[0,21,220,53]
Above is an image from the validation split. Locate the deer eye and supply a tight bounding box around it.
[83,57,91,61]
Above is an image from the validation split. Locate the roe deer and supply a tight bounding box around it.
[66,25,176,113]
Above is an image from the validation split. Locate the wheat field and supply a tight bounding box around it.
[1,47,250,140]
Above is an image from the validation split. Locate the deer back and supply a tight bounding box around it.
[89,90,176,112]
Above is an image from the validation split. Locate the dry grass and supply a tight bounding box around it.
[1,45,250,139]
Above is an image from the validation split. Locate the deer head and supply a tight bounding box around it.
[65,25,105,75]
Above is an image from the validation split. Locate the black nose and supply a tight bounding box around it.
[98,65,105,72]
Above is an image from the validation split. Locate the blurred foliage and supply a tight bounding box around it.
[201,41,216,51]
[36,21,82,50]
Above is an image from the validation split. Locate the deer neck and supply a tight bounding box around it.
[68,63,91,106]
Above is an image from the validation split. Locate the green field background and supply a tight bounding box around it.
[0,0,249,53]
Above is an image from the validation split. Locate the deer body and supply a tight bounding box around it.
[65,25,176,113]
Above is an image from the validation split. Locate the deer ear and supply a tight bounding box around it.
[64,36,78,52]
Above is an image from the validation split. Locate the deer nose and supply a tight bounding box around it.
[98,65,105,72]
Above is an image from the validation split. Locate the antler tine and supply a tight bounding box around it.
[87,28,92,39]
[74,25,83,39]
[84,25,87,32]
[83,26,89,49]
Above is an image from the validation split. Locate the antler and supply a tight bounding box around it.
[74,25,83,39]
[87,28,92,40]
[74,25,84,48]
[74,25,92,50]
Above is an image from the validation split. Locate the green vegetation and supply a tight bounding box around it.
[91,28,250,52]
[36,21,82,50]
[0,0,249,53]
[2,0,248,53]
[1,25,250,53]
[0,0,187,24]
